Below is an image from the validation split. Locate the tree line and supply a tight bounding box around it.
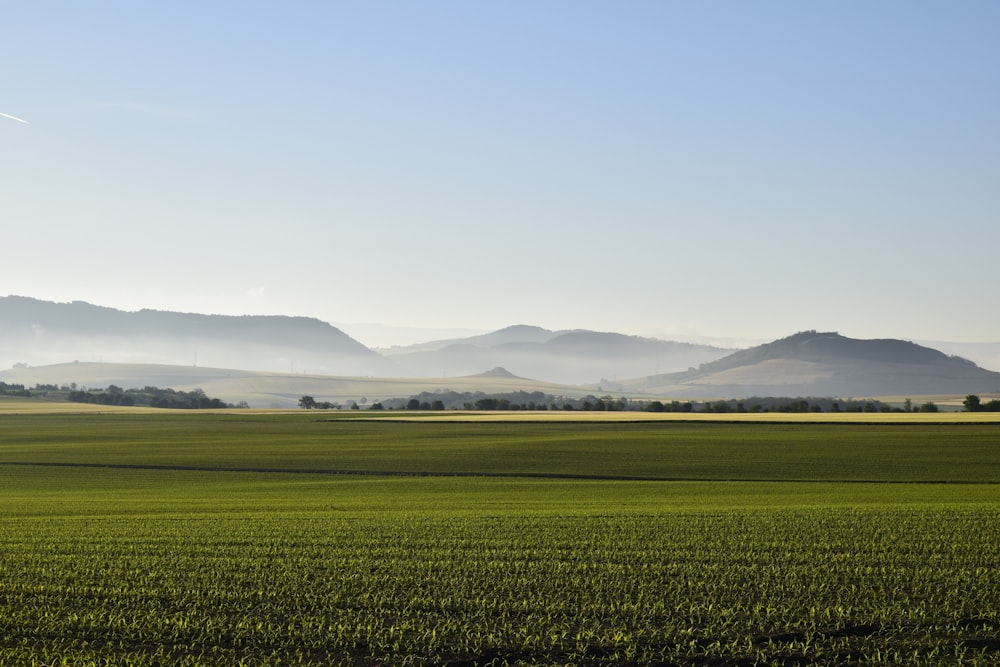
[2,380,242,408]
[0,381,31,397]
[963,394,1000,412]
[67,385,241,409]
[297,391,928,413]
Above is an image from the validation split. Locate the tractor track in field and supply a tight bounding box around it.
[1,461,996,484]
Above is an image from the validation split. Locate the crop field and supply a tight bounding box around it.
[1,411,999,665]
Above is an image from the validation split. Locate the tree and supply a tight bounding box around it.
[964,394,982,412]
[298,395,316,410]
[919,401,939,413]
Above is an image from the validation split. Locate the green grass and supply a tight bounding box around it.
[1,412,999,665]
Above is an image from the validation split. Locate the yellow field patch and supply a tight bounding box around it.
[0,398,163,415]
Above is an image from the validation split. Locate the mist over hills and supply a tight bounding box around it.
[381,326,730,385]
[0,296,396,376]
[0,361,593,410]
[918,340,1000,378]
[3,297,1000,406]
[381,325,561,353]
[620,331,1000,398]
[0,298,731,385]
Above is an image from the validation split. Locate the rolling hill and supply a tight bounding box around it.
[5,297,1000,402]
[620,330,1000,398]
[0,295,397,376]
[0,361,596,409]
[382,326,731,384]
[1,298,730,384]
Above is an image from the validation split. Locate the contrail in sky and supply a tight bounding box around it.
[0,111,29,124]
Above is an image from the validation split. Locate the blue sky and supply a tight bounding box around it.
[3,2,998,346]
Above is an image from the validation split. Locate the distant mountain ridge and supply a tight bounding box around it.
[0,295,394,376]
[1,297,732,385]
[4,297,1000,400]
[0,296,374,350]
[692,330,960,372]
[379,324,561,354]
[621,331,1000,398]
[381,326,731,385]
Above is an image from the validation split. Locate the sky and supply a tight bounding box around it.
[3,1,999,347]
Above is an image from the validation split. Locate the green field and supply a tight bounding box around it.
[1,412,999,665]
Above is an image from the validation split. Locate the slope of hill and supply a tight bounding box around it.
[622,331,1000,398]
[442,324,562,349]
[382,327,730,384]
[919,340,1000,376]
[0,297,731,385]
[10,297,996,398]
[0,362,596,409]
[379,324,561,354]
[0,295,396,376]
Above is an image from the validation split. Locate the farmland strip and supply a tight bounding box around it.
[1,460,997,484]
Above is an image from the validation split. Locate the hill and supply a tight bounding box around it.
[0,295,397,376]
[1,297,733,384]
[919,339,1000,376]
[0,361,598,409]
[620,330,1000,398]
[7,297,998,398]
[381,325,560,354]
[382,327,730,384]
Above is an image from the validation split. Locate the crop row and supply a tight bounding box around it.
[2,504,999,665]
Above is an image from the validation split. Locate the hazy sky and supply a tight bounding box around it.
[4,2,998,346]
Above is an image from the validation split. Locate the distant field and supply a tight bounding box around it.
[1,411,998,665]
[2,412,1000,481]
